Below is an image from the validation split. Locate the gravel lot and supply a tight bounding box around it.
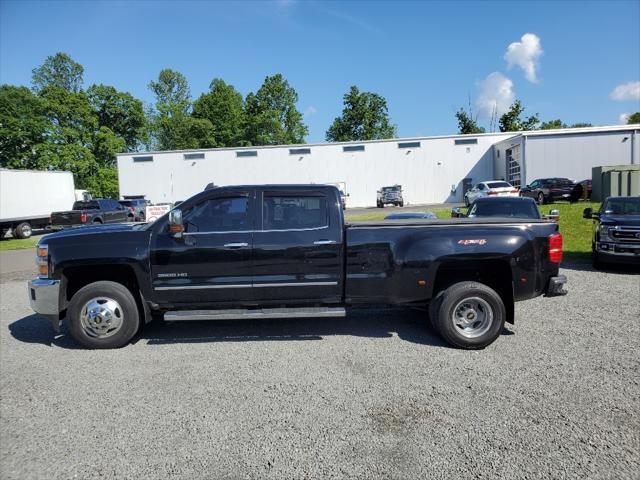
[1,265,639,479]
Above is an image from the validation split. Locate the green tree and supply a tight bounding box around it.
[87,84,147,150]
[244,74,308,145]
[540,119,567,130]
[326,86,396,142]
[626,112,640,124]
[38,86,97,145]
[148,69,191,117]
[31,52,84,93]
[498,100,540,132]
[193,79,245,147]
[148,69,215,150]
[0,85,49,169]
[455,108,485,134]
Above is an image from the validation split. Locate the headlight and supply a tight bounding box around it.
[36,244,49,278]
[599,225,612,241]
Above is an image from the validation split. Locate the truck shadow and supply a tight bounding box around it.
[9,308,515,349]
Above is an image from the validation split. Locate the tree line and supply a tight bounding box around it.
[455,100,639,135]
[0,52,396,197]
[2,52,638,198]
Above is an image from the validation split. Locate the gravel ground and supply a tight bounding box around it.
[1,265,639,479]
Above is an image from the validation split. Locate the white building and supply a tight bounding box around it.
[117,125,639,208]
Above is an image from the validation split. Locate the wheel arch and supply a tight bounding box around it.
[431,259,514,324]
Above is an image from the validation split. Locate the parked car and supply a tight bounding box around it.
[385,211,437,220]
[519,178,583,204]
[377,185,404,207]
[29,184,567,350]
[463,181,519,207]
[50,199,129,229]
[578,179,592,200]
[584,196,640,269]
[119,199,149,222]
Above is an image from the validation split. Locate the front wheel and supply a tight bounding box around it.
[464,195,470,207]
[537,192,545,205]
[66,281,140,349]
[592,246,603,270]
[429,281,505,349]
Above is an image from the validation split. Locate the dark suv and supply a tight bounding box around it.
[584,196,640,269]
[520,178,582,204]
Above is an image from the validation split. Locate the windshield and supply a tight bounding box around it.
[119,201,133,207]
[603,197,640,215]
[382,186,401,192]
[469,201,540,219]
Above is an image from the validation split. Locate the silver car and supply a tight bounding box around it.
[464,181,519,207]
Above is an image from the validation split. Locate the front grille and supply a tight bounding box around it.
[611,227,640,243]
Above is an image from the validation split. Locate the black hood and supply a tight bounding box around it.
[600,214,640,227]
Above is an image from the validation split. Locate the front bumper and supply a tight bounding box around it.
[545,275,568,297]
[28,279,62,331]
[596,242,640,259]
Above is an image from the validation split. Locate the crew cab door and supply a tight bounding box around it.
[149,189,255,305]
[252,188,344,304]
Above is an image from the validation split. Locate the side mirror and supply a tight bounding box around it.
[451,207,463,218]
[168,209,184,238]
[582,207,592,219]
[547,209,560,221]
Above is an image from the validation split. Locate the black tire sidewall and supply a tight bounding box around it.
[15,222,32,239]
[538,193,545,204]
[433,282,505,349]
[67,281,140,349]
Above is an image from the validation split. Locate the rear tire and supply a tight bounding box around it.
[66,281,140,349]
[92,218,103,224]
[429,281,505,349]
[14,222,32,239]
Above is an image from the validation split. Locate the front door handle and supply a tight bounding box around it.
[224,242,248,248]
[314,240,336,245]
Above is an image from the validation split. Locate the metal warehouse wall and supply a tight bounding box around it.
[522,130,638,184]
[117,133,512,207]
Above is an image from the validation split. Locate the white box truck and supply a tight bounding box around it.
[0,169,76,239]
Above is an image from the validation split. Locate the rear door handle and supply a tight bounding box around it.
[314,240,336,245]
[224,242,248,248]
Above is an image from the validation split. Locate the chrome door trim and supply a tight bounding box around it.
[154,281,338,291]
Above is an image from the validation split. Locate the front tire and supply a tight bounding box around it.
[592,246,603,270]
[429,281,505,349]
[537,192,545,205]
[464,195,470,207]
[66,281,140,349]
[14,222,32,239]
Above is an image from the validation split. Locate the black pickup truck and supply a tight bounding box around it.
[29,185,567,350]
[50,199,128,229]
[584,196,640,268]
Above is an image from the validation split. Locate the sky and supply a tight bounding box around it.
[1,0,639,143]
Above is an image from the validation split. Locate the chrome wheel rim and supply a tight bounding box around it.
[80,297,124,338]
[452,296,493,338]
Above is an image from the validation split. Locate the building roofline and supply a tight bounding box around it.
[116,131,516,157]
[116,123,640,157]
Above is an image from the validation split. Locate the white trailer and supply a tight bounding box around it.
[0,169,76,239]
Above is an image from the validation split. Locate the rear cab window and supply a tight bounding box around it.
[486,181,512,189]
[73,201,100,210]
[262,194,328,231]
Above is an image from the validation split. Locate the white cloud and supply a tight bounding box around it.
[476,72,515,118]
[619,113,630,124]
[504,33,543,83]
[304,106,317,116]
[610,81,640,101]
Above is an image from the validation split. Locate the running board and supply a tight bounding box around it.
[164,307,346,321]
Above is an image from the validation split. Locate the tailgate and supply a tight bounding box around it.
[51,210,84,225]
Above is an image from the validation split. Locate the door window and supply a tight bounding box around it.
[262,195,328,230]
[183,196,250,232]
